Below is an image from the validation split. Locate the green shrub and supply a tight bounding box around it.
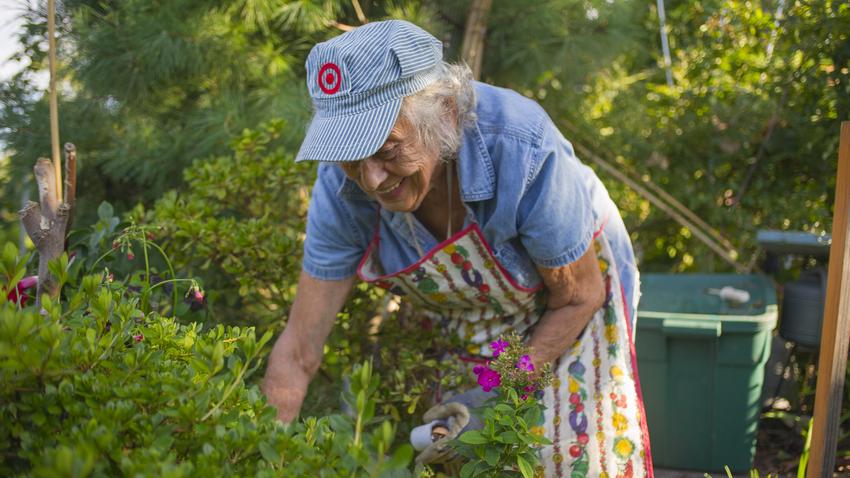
[0,242,416,477]
[145,120,315,332]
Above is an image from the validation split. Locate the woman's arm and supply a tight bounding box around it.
[262,271,357,422]
[527,244,605,369]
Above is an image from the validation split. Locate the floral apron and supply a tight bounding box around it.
[357,212,653,477]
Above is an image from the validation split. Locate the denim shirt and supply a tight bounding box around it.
[302,82,639,320]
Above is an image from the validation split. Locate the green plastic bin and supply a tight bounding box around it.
[635,274,778,472]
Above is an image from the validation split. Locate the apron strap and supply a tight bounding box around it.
[446,158,453,239]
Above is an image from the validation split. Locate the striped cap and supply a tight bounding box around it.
[296,20,443,162]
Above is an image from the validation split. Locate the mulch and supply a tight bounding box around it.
[753,414,850,477]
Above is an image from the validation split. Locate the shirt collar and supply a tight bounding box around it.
[337,120,496,202]
[456,120,496,202]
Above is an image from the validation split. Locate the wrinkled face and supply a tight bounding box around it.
[339,118,443,212]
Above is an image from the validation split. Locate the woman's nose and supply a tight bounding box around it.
[361,157,389,192]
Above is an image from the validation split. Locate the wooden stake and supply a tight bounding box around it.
[48,0,62,200]
[807,121,850,477]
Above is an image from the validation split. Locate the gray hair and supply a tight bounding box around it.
[399,62,476,160]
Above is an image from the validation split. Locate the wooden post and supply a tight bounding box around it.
[807,121,850,477]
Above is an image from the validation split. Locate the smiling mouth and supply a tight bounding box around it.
[375,178,404,195]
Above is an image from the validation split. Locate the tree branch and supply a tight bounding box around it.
[19,201,44,247]
[460,0,493,80]
[330,21,355,32]
[34,203,70,306]
[34,158,59,223]
[63,143,77,237]
[351,0,367,24]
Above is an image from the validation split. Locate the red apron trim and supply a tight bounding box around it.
[357,222,543,294]
[621,283,654,477]
[358,216,611,294]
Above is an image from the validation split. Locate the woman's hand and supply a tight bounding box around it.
[261,271,356,422]
[527,244,605,369]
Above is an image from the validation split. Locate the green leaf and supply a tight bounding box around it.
[483,446,500,466]
[97,201,114,220]
[386,444,413,469]
[258,441,280,463]
[211,341,224,373]
[499,431,520,444]
[517,455,534,478]
[458,430,488,445]
[460,461,477,478]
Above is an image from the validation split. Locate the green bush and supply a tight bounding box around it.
[0,242,416,477]
[145,120,315,332]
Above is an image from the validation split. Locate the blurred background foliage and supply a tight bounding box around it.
[1,0,846,275]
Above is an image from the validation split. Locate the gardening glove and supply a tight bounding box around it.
[413,388,495,466]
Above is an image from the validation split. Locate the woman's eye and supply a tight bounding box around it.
[377,144,399,162]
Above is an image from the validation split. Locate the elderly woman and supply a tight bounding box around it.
[262,20,652,477]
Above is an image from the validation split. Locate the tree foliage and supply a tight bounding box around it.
[2,0,846,271]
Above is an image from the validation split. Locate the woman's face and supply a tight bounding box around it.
[339,118,443,212]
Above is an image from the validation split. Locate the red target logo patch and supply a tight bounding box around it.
[318,63,341,95]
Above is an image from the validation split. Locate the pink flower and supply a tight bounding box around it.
[517,355,535,372]
[475,366,501,392]
[524,385,536,392]
[134,334,144,342]
[521,394,529,400]
[7,275,37,307]
[490,338,509,357]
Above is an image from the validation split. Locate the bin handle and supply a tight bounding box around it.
[661,318,722,337]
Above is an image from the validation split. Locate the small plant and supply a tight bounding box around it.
[703,465,777,478]
[452,333,553,478]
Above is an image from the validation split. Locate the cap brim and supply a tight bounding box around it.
[295,98,402,162]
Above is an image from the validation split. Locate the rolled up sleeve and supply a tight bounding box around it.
[517,126,595,268]
[302,165,368,280]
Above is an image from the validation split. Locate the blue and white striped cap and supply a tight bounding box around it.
[295,20,443,162]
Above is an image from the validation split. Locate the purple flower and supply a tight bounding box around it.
[489,338,509,357]
[476,367,501,392]
[133,334,144,342]
[524,385,536,392]
[521,394,529,400]
[517,355,535,372]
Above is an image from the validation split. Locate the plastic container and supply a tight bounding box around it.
[635,274,778,472]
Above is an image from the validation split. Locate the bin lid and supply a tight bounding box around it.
[638,274,778,332]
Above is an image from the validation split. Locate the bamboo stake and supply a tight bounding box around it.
[807,121,850,477]
[47,0,62,200]
[571,140,748,272]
